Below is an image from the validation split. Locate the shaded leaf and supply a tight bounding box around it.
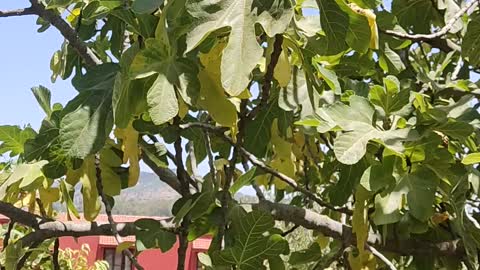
[60,64,117,158]
[31,85,52,117]
[135,218,176,252]
[132,0,164,14]
[462,14,480,66]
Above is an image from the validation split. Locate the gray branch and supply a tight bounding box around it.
[0,197,465,257]
[29,0,102,66]
[384,0,478,43]
[21,219,175,247]
[255,200,464,257]
[0,8,35,17]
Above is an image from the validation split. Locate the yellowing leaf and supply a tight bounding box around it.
[316,234,330,250]
[274,46,291,87]
[66,167,82,186]
[79,156,101,221]
[39,187,60,216]
[66,8,81,24]
[236,89,252,99]
[100,164,122,197]
[178,96,189,119]
[350,188,376,270]
[185,0,293,96]
[348,251,376,270]
[114,123,140,187]
[0,160,48,200]
[462,153,480,165]
[14,192,34,209]
[348,3,378,50]
[116,241,135,254]
[39,187,60,204]
[255,174,271,187]
[198,42,238,136]
[270,120,296,189]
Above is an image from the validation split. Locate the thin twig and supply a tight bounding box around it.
[16,241,41,270]
[187,142,201,182]
[281,224,299,237]
[0,7,35,17]
[215,148,238,250]
[28,0,102,66]
[161,135,198,192]
[179,122,352,215]
[146,135,176,161]
[173,125,191,270]
[95,154,145,270]
[248,34,284,119]
[3,221,14,248]
[174,137,190,196]
[239,146,350,214]
[0,220,15,270]
[451,57,463,80]
[204,130,217,186]
[52,238,60,270]
[36,198,48,218]
[367,245,398,270]
[383,0,478,41]
[252,182,266,201]
[1,221,15,270]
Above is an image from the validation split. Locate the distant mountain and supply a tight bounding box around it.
[69,172,180,217]
[65,171,257,217]
[110,172,180,216]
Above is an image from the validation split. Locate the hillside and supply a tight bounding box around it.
[67,172,257,217]
[69,172,180,217]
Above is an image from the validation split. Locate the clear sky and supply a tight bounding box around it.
[0,1,77,129]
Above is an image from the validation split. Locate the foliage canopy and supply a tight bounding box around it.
[1,0,480,269]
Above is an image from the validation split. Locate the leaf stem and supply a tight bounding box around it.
[248,34,284,119]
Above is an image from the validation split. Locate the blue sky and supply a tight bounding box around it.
[0,1,76,129]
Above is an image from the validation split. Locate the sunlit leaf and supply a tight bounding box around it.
[185,0,293,96]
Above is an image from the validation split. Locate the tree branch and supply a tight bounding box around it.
[20,219,175,247]
[383,0,478,43]
[139,138,182,194]
[204,130,217,186]
[255,200,464,257]
[281,224,299,237]
[95,154,145,270]
[0,195,465,258]
[172,122,191,270]
[52,238,60,270]
[179,122,352,215]
[0,201,44,228]
[248,34,284,119]
[0,8,35,17]
[27,0,102,66]
[367,245,397,270]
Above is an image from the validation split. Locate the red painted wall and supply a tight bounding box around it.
[0,214,210,270]
[61,236,204,270]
